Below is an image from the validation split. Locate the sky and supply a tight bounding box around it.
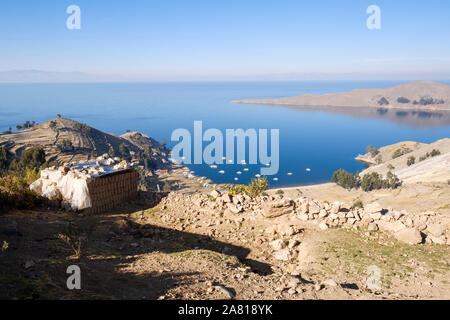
[0,0,450,81]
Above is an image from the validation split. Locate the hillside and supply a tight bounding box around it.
[0,118,168,166]
[233,81,450,111]
[357,138,450,184]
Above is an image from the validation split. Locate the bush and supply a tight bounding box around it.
[351,200,364,209]
[331,169,358,190]
[56,139,74,152]
[366,144,380,157]
[392,148,412,159]
[430,149,441,157]
[361,172,383,192]
[119,143,131,161]
[378,97,389,106]
[229,177,269,198]
[0,147,8,171]
[73,123,91,135]
[0,175,43,210]
[397,97,410,104]
[7,146,46,178]
[407,156,415,166]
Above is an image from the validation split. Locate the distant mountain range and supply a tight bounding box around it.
[233,81,450,111]
[0,70,126,83]
[1,70,449,83]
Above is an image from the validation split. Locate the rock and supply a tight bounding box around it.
[265,225,277,236]
[368,222,379,231]
[319,222,329,230]
[262,200,294,218]
[210,190,221,199]
[427,235,446,245]
[314,284,323,291]
[285,275,301,288]
[226,203,243,214]
[308,201,321,214]
[427,223,446,237]
[274,248,291,261]
[214,285,235,300]
[297,213,309,221]
[370,212,382,221]
[278,225,300,237]
[328,213,338,220]
[395,228,422,245]
[299,202,309,214]
[330,202,340,214]
[365,202,383,214]
[288,239,299,249]
[221,194,232,203]
[269,239,286,251]
[378,221,406,233]
[319,209,328,218]
[24,260,36,269]
[323,279,338,287]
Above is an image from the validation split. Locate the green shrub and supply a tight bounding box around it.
[119,143,131,161]
[351,200,364,209]
[0,147,8,170]
[0,175,43,210]
[360,172,383,192]
[229,177,269,198]
[331,169,358,190]
[407,156,415,166]
[366,144,380,157]
[430,149,441,157]
[392,147,412,159]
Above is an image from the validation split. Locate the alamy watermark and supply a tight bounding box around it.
[171,121,279,176]
[66,265,81,290]
[366,265,382,290]
[366,5,381,30]
[66,5,81,30]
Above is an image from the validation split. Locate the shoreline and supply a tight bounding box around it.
[232,101,450,112]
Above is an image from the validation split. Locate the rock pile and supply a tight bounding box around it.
[160,189,450,247]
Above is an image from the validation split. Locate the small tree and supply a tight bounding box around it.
[119,143,131,161]
[407,156,415,166]
[331,169,358,190]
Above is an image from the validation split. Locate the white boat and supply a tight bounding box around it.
[210,165,218,169]
[273,177,279,181]
[306,168,311,172]
[287,172,293,176]
[218,170,225,174]
[243,168,249,171]
[236,171,242,175]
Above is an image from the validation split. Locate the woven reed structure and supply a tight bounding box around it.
[84,168,138,214]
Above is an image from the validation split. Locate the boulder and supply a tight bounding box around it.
[262,200,294,218]
[365,202,383,214]
[427,223,446,237]
[269,239,286,251]
[209,190,221,199]
[319,222,329,230]
[394,228,422,245]
[273,248,291,261]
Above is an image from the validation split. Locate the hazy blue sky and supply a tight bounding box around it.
[1,0,450,80]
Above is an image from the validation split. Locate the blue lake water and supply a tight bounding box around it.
[0,81,449,188]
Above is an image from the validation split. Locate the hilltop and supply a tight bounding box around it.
[233,81,450,111]
[0,118,168,166]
